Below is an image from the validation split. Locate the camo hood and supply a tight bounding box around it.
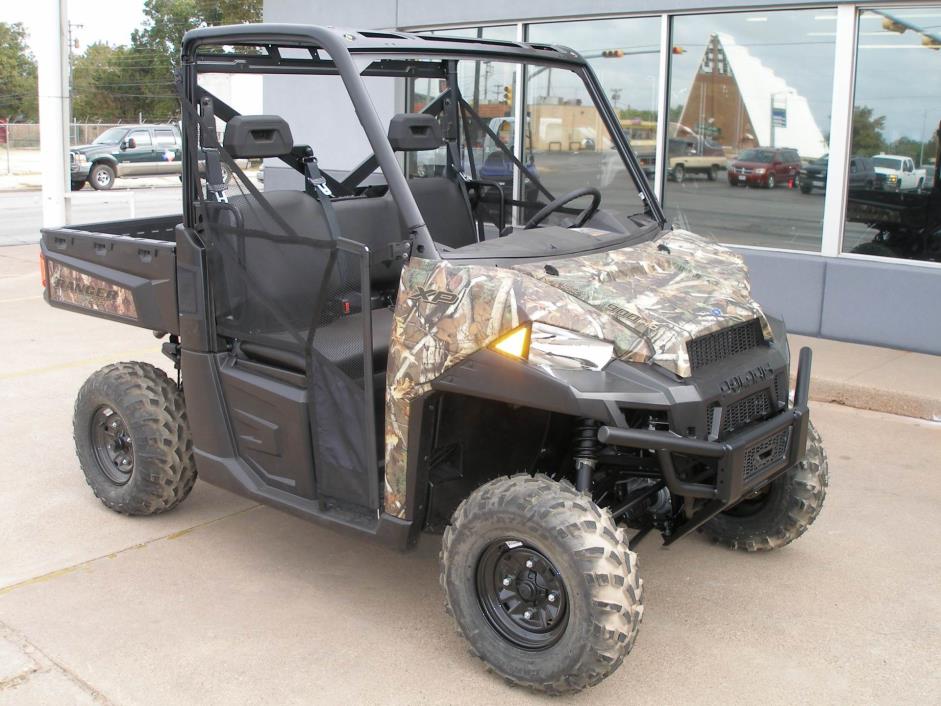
[382,227,772,518]
[510,228,773,377]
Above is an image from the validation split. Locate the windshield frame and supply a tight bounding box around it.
[181,24,666,260]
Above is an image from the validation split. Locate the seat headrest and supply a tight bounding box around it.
[388,114,442,152]
[222,115,294,158]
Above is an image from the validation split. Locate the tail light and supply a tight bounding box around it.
[39,252,47,289]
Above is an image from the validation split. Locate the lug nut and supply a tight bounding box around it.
[523,610,533,620]
[502,577,512,587]
[548,593,556,603]
[525,559,533,568]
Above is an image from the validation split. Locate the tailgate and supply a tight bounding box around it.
[41,217,179,334]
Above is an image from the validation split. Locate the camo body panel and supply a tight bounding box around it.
[383,228,769,518]
[46,261,138,319]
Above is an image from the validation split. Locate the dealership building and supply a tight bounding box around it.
[262,0,941,354]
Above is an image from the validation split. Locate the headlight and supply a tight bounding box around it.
[489,322,614,371]
[754,168,766,175]
[75,153,88,164]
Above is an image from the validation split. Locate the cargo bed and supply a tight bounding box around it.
[40,215,180,334]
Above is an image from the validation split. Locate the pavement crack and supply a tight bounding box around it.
[0,504,260,597]
[0,620,116,704]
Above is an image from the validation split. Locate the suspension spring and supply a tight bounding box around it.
[572,418,601,492]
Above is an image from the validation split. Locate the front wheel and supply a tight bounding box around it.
[672,164,685,183]
[73,362,197,515]
[441,474,643,694]
[71,180,86,191]
[703,422,828,551]
[707,165,718,181]
[766,174,776,189]
[89,163,115,190]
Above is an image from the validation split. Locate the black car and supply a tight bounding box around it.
[800,154,877,194]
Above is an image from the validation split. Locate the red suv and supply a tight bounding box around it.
[728,148,801,189]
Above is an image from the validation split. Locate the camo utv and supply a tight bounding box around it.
[40,25,828,694]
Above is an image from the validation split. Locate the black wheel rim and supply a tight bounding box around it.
[91,406,134,485]
[723,483,773,517]
[475,540,568,650]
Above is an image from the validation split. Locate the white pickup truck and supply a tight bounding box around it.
[872,154,926,192]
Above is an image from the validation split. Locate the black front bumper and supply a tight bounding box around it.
[598,347,813,544]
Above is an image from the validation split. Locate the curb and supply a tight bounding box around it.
[792,373,940,422]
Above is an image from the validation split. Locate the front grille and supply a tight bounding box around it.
[743,428,790,481]
[688,319,765,371]
[707,389,772,438]
[736,167,752,175]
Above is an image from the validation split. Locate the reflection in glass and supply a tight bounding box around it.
[843,7,941,262]
[519,18,660,227]
[665,10,835,252]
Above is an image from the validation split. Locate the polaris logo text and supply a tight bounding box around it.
[409,287,460,305]
[720,363,774,394]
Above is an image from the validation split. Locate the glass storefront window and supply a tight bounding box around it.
[842,6,941,262]
[665,10,836,251]
[516,18,660,226]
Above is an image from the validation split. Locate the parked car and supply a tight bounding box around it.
[70,124,185,191]
[872,154,926,192]
[728,147,801,189]
[70,124,246,191]
[800,154,877,194]
[634,135,727,183]
[666,136,727,182]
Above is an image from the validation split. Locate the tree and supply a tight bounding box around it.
[850,105,886,157]
[0,22,38,121]
[124,0,263,119]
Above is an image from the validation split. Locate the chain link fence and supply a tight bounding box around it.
[0,122,125,175]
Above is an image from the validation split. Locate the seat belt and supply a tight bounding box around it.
[302,154,342,243]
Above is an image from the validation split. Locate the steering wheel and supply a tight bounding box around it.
[523,187,602,230]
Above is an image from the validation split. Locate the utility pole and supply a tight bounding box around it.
[37,0,72,227]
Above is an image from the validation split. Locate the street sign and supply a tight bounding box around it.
[772,106,787,128]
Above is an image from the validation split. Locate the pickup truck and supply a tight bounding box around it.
[71,124,186,191]
[70,124,245,191]
[872,154,926,192]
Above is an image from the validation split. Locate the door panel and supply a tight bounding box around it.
[218,359,316,498]
[153,128,182,174]
[119,129,157,175]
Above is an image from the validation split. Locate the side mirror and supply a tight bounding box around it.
[127,137,137,149]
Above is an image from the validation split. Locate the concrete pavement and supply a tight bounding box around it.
[1,242,940,704]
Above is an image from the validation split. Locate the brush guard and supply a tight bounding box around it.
[598,347,813,545]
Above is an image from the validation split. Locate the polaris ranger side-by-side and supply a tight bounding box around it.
[40,25,828,694]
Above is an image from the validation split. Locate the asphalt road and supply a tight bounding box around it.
[0,186,183,246]
[1,244,939,704]
[1,162,878,253]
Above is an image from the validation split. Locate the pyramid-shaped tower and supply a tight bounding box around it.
[678,34,827,158]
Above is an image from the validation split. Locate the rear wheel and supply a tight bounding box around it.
[441,474,643,694]
[703,422,828,552]
[74,362,197,515]
[707,165,718,181]
[89,163,115,190]
[672,164,685,183]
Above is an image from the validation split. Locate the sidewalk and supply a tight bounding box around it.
[789,333,941,422]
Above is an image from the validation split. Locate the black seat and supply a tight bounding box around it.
[387,112,479,249]
[404,177,479,249]
[216,188,403,375]
[239,307,393,376]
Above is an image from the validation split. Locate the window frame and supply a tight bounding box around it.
[411,4,941,269]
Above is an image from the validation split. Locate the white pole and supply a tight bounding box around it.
[37,0,71,228]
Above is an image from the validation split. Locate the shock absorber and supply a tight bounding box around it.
[572,418,601,493]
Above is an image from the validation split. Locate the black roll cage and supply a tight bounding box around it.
[179,23,666,260]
